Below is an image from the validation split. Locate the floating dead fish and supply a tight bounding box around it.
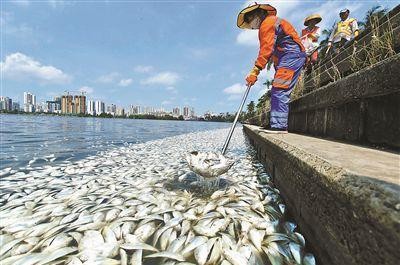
[0,128,314,265]
[186,151,234,179]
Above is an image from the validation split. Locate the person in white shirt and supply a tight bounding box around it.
[328,9,359,54]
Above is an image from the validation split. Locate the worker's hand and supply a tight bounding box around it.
[308,33,318,42]
[246,66,260,86]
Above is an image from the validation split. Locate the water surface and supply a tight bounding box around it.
[0,114,230,169]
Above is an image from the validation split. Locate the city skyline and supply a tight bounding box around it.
[2,1,396,114]
[1,91,199,118]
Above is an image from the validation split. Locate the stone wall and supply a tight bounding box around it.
[243,125,400,265]
[289,54,400,149]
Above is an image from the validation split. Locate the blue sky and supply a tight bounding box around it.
[1,0,397,114]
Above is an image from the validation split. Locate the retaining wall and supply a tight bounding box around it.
[243,125,400,265]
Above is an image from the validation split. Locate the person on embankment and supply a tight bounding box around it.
[327,8,359,54]
[237,3,306,134]
[301,14,322,68]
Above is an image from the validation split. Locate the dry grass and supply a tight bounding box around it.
[326,59,342,82]
[311,66,321,92]
[350,15,395,71]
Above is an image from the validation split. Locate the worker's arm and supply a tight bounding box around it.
[254,18,276,70]
[352,19,359,38]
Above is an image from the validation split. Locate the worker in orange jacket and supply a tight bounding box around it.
[237,3,306,133]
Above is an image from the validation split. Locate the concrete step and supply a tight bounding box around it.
[290,53,400,149]
[243,124,400,265]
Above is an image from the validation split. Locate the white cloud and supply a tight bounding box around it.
[79,86,94,94]
[236,30,259,46]
[96,72,120,83]
[223,83,247,94]
[227,94,242,101]
[118,78,133,87]
[1,52,71,84]
[134,65,153,73]
[141,72,180,86]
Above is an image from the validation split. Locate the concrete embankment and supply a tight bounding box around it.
[247,53,400,149]
[243,124,400,265]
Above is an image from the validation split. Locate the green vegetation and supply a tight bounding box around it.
[359,5,388,29]
[245,101,255,120]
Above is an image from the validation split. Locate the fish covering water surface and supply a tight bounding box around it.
[0,128,315,265]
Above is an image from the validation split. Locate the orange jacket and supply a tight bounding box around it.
[255,16,304,69]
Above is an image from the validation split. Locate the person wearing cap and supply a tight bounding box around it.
[301,14,322,65]
[328,9,359,53]
[237,3,306,133]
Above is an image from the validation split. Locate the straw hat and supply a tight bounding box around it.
[304,14,322,26]
[237,3,277,29]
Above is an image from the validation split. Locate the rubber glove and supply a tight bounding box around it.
[246,66,260,86]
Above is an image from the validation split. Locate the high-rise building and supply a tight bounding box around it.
[129,105,141,115]
[107,104,117,115]
[23,92,36,112]
[12,102,20,111]
[183,106,189,117]
[74,95,86,114]
[35,102,46,113]
[0,97,12,111]
[46,97,61,113]
[61,94,86,114]
[116,107,125,116]
[172,107,180,117]
[190,107,195,118]
[95,101,105,115]
[142,106,155,115]
[61,95,74,114]
[87,100,95,115]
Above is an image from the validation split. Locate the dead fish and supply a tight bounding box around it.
[130,250,143,265]
[145,251,185,262]
[120,242,158,252]
[223,248,248,265]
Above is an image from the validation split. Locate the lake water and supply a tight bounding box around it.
[0,114,230,170]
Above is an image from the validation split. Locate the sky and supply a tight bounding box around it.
[1,0,398,114]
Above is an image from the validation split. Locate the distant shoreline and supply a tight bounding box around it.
[0,111,236,123]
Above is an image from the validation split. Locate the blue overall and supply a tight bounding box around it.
[270,26,306,129]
